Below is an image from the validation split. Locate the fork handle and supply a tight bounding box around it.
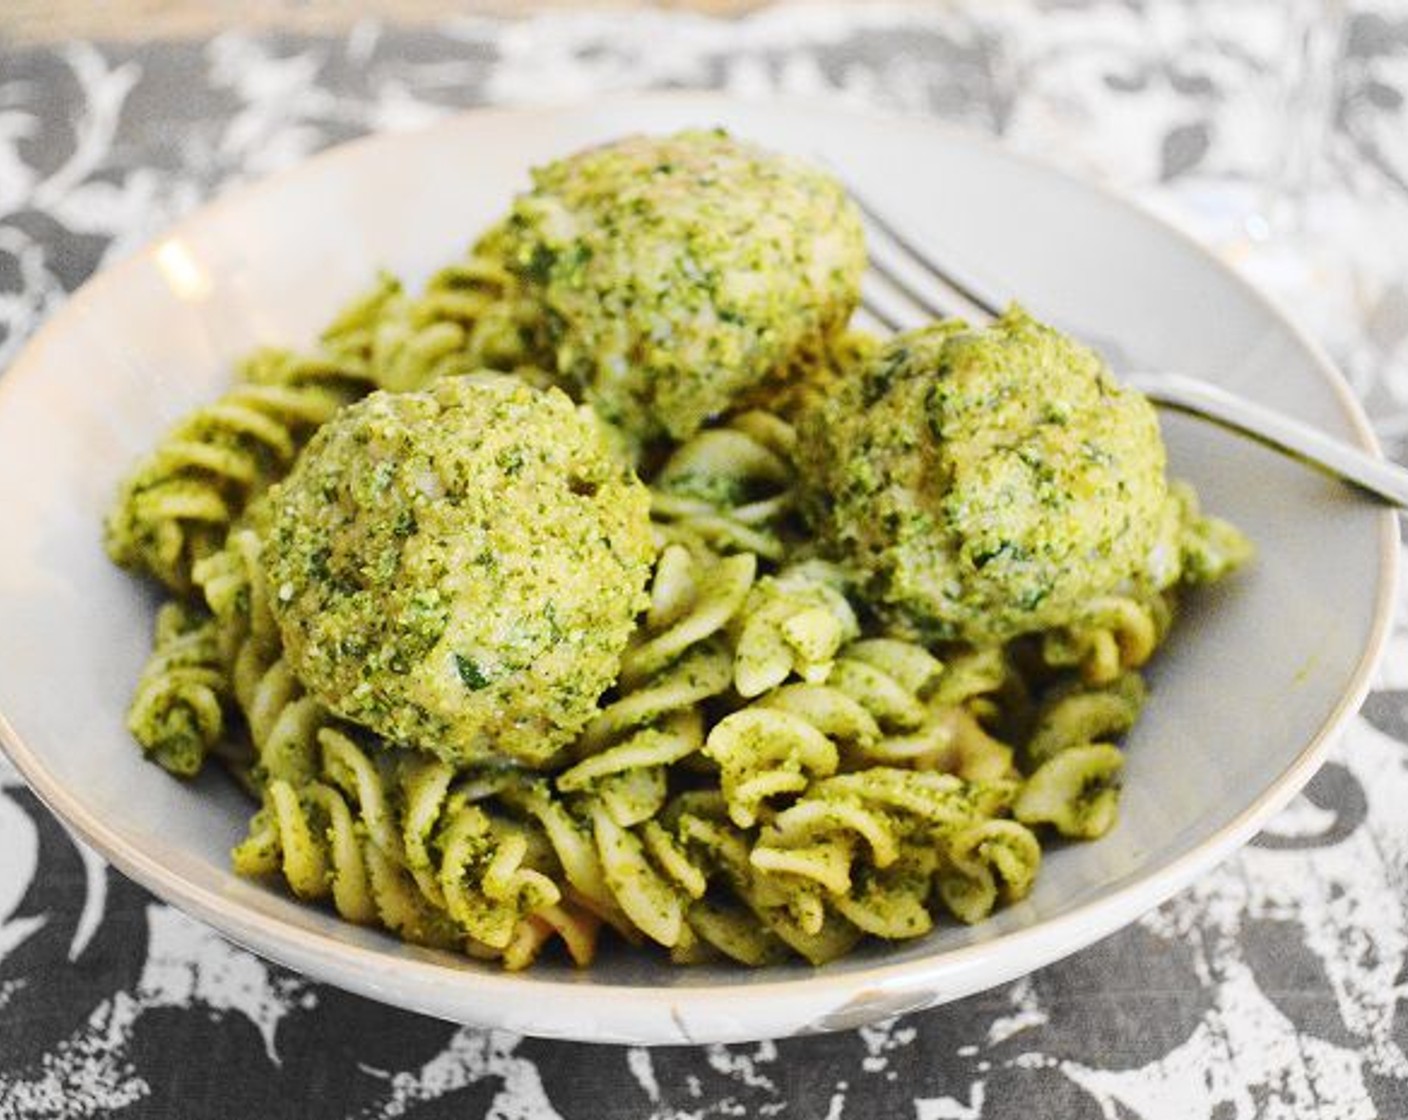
[1128,372,1408,509]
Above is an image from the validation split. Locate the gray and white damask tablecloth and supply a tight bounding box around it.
[3,3,1408,1116]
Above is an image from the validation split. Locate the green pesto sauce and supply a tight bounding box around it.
[262,374,655,768]
[498,129,867,446]
[801,307,1170,644]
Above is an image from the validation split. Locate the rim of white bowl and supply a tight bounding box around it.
[0,92,1398,1044]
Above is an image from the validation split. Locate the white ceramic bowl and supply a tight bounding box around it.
[0,95,1396,1045]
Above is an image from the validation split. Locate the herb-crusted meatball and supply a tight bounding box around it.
[800,308,1169,645]
[499,129,866,446]
[262,374,655,767]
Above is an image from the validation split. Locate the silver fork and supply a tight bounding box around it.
[852,191,1408,509]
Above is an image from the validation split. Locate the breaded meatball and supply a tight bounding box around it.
[800,308,1169,645]
[262,374,654,767]
[499,129,866,446]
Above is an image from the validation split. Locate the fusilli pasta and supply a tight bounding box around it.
[109,204,1249,973]
[126,601,229,777]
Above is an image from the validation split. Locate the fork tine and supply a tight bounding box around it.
[851,187,1006,324]
[852,304,894,336]
[864,221,989,328]
[860,272,925,334]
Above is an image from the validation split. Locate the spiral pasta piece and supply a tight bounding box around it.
[684,897,790,967]
[863,705,1015,783]
[810,769,1018,832]
[1040,593,1169,686]
[360,839,466,950]
[825,653,930,733]
[703,708,841,828]
[575,544,747,757]
[579,643,733,755]
[754,684,882,754]
[649,411,799,560]
[325,731,560,952]
[436,804,560,948]
[618,552,756,687]
[490,775,714,954]
[588,801,689,948]
[731,562,859,698]
[741,767,1036,937]
[1014,743,1125,840]
[556,711,703,793]
[231,776,380,927]
[506,776,709,952]
[935,819,1042,924]
[830,850,938,939]
[427,221,555,376]
[926,644,1025,730]
[791,637,1014,782]
[1025,673,1146,769]
[352,255,550,393]
[843,638,945,698]
[502,780,639,939]
[126,601,229,777]
[191,527,275,663]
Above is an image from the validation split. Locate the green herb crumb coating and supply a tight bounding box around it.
[499,128,866,445]
[800,307,1170,645]
[262,374,655,767]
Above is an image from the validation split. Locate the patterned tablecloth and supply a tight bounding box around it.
[3,3,1408,1116]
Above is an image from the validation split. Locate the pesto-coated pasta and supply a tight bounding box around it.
[105,361,358,594]
[126,601,229,777]
[192,527,343,790]
[109,129,1253,972]
[650,411,801,561]
[104,243,548,595]
[235,728,569,958]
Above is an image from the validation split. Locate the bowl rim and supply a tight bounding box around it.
[0,90,1398,1042]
